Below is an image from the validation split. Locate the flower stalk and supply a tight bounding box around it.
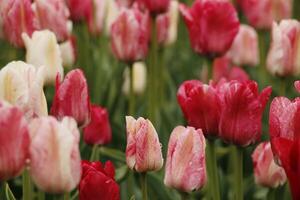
[129,63,135,116]
[233,146,243,200]
[22,169,31,200]
[141,173,148,200]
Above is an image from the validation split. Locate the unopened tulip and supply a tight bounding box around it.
[252,142,286,188]
[86,0,107,35]
[271,138,300,200]
[137,0,170,15]
[266,20,300,77]
[59,36,77,67]
[22,30,64,84]
[79,160,120,200]
[0,102,30,181]
[269,96,300,140]
[218,80,272,146]
[164,0,179,46]
[65,0,92,21]
[0,61,47,120]
[34,0,72,42]
[51,69,91,127]
[180,0,239,57]
[212,57,249,83]
[177,80,221,137]
[226,24,259,66]
[116,0,134,7]
[105,0,120,36]
[29,116,81,193]
[2,0,37,47]
[164,126,207,192]
[83,105,112,145]
[111,7,150,63]
[238,0,292,29]
[156,14,169,45]
[125,116,163,172]
[122,62,147,95]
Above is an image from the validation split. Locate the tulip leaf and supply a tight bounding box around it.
[99,147,126,163]
[5,183,16,200]
[115,165,129,183]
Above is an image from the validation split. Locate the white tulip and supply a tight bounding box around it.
[122,62,147,95]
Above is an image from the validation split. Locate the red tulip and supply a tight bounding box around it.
[218,80,272,146]
[177,80,221,137]
[0,102,30,181]
[110,6,150,63]
[271,137,300,200]
[164,126,207,192]
[65,0,92,21]
[83,105,112,145]
[294,80,300,93]
[252,142,286,188]
[79,160,120,200]
[51,69,91,127]
[2,0,37,47]
[137,0,170,15]
[180,0,239,57]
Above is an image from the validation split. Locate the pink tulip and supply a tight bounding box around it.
[111,7,150,63]
[238,0,292,29]
[2,0,37,47]
[51,69,91,127]
[156,14,170,45]
[29,116,81,193]
[266,20,300,77]
[65,0,92,21]
[116,0,134,7]
[86,0,107,35]
[125,116,163,172]
[137,0,170,15]
[164,126,207,192]
[294,81,300,93]
[252,142,286,188]
[180,0,239,57]
[226,24,259,66]
[0,102,30,181]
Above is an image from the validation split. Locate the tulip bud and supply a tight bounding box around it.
[238,0,292,29]
[2,0,37,47]
[266,20,300,77]
[125,116,163,172]
[165,0,179,46]
[83,105,112,145]
[65,0,92,21]
[252,142,286,188]
[86,0,107,35]
[0,61,47,120]
[164,126,207,192]
[34,0,72,42]
[51,69,91,127]
[122,62,147,95]
[22,30,64,84]
[226,24,259,67]
[110,6,150,63]
[180,0,239,57]
[156,14,169,45]
[0,102,30,181]
[177,80,221,137]
[29,116,81,193]
[79,160,120,200]
[59,36,77,68]
[218,80,272,146]
[137,0,170,15]
[105,0,120,36]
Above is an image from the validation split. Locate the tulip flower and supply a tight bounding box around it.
[271,138,300,200]
[122,62,147,95]
[125,116,163,172]
[83,105,112,145]
[226,24,259,67]
[65,0,91,21]
[238,0,292,29]
[79,160,120,200]
[51,69,91,127]
[29,116,81,193]
[180,0,239,57]
[137,0,170,15]
[59,36,77,68]
[269,96,300,140]
[22,30,64,84]
[218,80,272,146]
[177,80,221,137]
[0,61,47,120]
[164,126,207,192]
[34,0,72,42]
[252,142,286,188]
[0,102,30,181]
[294,80,300,93]
[110,7,150,63]
[86,0,107,35]
[266,20,300,77]
[104,0,120,36]
[2,0,37,47]
[212,57,249,83]
[116,0,134,7]
[156,14,169,45]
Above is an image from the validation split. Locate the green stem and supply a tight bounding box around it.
[0,182,5,200]
[267,188,275,200]
[279,78,286,96]
[37,190,45,200]
[206,140,221,200]
[5,183,16,200]
[233,146,243,200]
[140,173,148,200]
[64,192,70,200]
[70,190,79,200]
[205,58,213,82]
[89,144,98,161]
[22,169,31,200]
[129,63,135,115]
[180,192,189,200]
[258,31,268,87]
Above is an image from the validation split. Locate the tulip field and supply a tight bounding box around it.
[1,0,300,200]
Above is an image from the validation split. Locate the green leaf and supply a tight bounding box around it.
[115,165,129,183]
[5,183,16,200]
